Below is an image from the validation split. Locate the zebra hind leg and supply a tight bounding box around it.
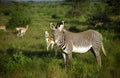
[92,47,101,67]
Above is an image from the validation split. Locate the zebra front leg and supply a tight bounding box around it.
[62,53,67,67]
[67,53,72,65]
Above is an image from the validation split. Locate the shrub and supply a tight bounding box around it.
[66,0,85,17]
[0,54,10,72]
[87,13,110,30]
[85,2,110,25]
[6,2,31,29]
[0,50,31,72]
[7,10,31,29]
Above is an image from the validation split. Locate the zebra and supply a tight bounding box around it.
[50,21,106,67]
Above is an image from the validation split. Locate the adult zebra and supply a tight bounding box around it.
[50,21,106,67]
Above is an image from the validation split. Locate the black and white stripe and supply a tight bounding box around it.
[50,21,106,67]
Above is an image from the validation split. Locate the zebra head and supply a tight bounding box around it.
[50,21,65,46]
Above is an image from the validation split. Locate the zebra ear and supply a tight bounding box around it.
[59,24,64,31]
[59,21,64,31]
[50,23,55,30]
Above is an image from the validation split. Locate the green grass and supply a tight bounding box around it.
[0,2,120,78]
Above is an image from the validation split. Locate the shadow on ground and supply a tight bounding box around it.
[6,47,62,59]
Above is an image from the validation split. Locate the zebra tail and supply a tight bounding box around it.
[102,44,107,56]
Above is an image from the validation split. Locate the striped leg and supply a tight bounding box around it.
[92,47,101,66]
[95,52,101,66]
[67,53,72,65]
[62,53,67,67]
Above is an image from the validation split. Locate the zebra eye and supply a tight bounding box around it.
[59,40,62,43]
[59,41,61,43]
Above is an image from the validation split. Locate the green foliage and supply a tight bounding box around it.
[7,11,31,29]
[87,13,110,30]
[66,1,82,17]
[0,2,120,78]
[0,48,32,74]
[84,2,110,25]
[0,54,10,72]
[75,2,115,31]
[104,0,120,15]
[0,3,14,16]
[5,2,31,29]
[11,51,28,64]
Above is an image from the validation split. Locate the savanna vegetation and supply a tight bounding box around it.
[0,0,120,78]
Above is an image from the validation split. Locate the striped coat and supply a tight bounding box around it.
[50,21,106,67]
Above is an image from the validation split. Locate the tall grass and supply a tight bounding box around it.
[0,2,120,78]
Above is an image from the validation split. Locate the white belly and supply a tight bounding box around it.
[72,45,92,53]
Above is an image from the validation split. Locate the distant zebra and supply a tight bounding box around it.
[50,21,106,67]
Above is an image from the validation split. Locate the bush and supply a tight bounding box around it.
[7,10,31,29]
[6,2,31,29]
[81,2,111,30]
[0,51,31,71]
[87,13,110,27]
[0,54,10,72]
[66,0,85,17]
